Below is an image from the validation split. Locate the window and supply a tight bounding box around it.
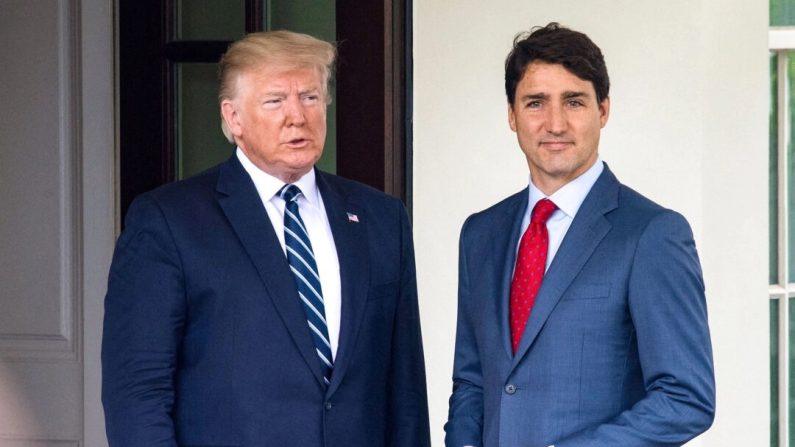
[769,2,795,445]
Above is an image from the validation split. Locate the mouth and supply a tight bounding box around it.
[540,140,573,150]
[284,138,310,148]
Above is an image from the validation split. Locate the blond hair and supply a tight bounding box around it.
[218,30,336,142]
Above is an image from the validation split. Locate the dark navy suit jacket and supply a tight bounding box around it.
[445,165,715,447]
[102,156,431,446]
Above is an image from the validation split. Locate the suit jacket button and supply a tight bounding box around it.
[504,384,516,394]
[325,401,333,410]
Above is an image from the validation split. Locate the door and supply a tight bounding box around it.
[0,0,115,445]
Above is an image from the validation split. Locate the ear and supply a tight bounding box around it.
[508,102,517,132]
[221,99,243,138]
[599,96,610,128]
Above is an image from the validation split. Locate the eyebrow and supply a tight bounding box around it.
[262,90,287,98]
[520,92,549,101]
[519,90,591,101]
[263,87,321,97]
[561,91,590,99]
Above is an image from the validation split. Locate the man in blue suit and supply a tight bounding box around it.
[102,30,430,446]
[445,23,715,447]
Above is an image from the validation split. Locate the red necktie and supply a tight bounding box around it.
[509,198,558,354]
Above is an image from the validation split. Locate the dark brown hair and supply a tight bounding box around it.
[505,22,609,105]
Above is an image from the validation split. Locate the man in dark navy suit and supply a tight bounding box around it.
[102,30,430,447]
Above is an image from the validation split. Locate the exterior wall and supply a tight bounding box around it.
[413,1,769,445]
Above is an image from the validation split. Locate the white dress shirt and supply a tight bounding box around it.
[237,148,341,360]
[518,158,604,271]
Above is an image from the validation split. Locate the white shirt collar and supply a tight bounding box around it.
[236,147,320,208]
[528,158,604,219]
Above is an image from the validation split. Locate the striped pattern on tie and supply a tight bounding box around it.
[280,184,333,385]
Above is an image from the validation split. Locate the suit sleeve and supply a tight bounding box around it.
[101,194,185,447]
[386,200,432,447]
[556,211,715,446]
[444,216,485,447]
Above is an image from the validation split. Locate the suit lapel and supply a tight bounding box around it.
[215,157,326,387]
[490,190,530,360]
[511,166,619,369]
[316,171,370,397]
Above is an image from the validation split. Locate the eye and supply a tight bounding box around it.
[301,94,321,105]
[566,99,584,108]
[263,98,282,110]
[526,100,542,109]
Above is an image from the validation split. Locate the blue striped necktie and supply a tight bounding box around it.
[279,184,333,386]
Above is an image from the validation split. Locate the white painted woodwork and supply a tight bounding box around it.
[0,0,114,445]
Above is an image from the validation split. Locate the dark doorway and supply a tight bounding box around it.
[118,0,411,221]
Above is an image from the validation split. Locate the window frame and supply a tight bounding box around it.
[770,27,795,447]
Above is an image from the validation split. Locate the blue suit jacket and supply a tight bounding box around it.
[102,156,431,446]
[445,166,715,447]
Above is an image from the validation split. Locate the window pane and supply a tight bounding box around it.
[773,52,780,286]
[177,0,245,41]
[269,0,335,41]
[176,63,235,179]
[172,1,244,179]
[773,298,780,447]
[788,298,795,439]
[788,54,795,282]
[773,0,795,26]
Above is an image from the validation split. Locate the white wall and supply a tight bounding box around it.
[413,1,769,445]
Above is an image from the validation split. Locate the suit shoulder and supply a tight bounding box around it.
[463,189,526,227]
[127,162,224,221]
[613,183,692,233]
[318,170,402,206]
[617,184,672,214]
[144,165,220,201]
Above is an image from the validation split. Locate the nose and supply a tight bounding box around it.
[284,96,306,126]
[545,104,567,134]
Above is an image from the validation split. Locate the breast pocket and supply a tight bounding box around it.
[561,283,611,301]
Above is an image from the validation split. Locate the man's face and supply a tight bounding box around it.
[222,65,327,182]
[508,61,609,195]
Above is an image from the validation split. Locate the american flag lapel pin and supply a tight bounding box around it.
[346,212,359,223]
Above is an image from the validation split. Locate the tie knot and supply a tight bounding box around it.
[531,198,557,224]
[280,184,303,203]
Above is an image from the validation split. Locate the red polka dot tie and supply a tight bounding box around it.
[509,198,558,354]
